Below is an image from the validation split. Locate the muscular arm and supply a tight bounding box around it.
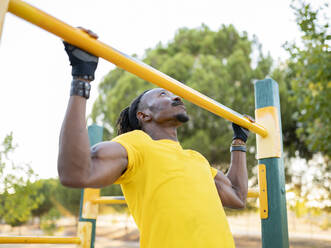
[214,142,248,209]
[57,92,128,188]
[58,32,129,188]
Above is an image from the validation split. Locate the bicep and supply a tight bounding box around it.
[214,170,245,209]
[85,141,128,188]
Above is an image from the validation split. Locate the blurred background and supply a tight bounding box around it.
[0,0,330,247]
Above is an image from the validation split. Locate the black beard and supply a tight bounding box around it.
[175,113,189,123]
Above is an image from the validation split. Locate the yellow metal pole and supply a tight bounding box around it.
[78,188,100,248]
[7,0,267,137]
[94,194,259,202]
[0,236,80,244]
[0,0,9,40]
[247,189,259,198]
[92,196,126,204]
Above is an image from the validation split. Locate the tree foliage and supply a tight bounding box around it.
[31,179,58,218]
[91,24,274,176]
[0,133,43,227]
[284,1,331,157]
[31,178,82,218]
[53,181,81,217]
[282,0,331,208]
[40,207,61,235]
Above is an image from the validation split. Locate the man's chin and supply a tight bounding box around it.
[175,113,190,123]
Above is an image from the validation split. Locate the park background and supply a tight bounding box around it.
[0,0,330,247]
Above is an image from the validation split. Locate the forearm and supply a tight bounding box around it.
[58,92,91,187]
[226,142,248,204]
[58,32,99,187]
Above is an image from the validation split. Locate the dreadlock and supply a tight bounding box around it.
[116,90,150,135]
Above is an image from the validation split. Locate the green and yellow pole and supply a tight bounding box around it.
[77,124,103,248]
[255,78,289,248]
[5,0,267,137]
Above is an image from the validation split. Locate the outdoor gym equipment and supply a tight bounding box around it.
[0,0,289,247]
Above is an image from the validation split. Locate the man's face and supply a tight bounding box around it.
[139,88,189,126]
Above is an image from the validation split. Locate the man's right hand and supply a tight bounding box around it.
[231,115,254,143]
[63,28,99,81]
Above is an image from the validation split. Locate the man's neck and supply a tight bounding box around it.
[143,125,178,141]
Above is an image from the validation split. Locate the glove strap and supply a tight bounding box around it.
[230,145,247,152]
[70,79,91,99]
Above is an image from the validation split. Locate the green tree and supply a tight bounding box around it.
[40,207,61,235]
[32,178,84,218]
[283,0,331,210]
[54,181,81,217]
[32,179,58,218]
[0,133,43,227]
[31,178,83,219]
[91,24,274,177]
[284,0,331,156]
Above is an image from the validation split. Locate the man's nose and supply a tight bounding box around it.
[172,95,182,102]
[171,95,184,107]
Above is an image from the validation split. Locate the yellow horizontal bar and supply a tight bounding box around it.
[7,0,267,137]
[247,189,259,198]
[0,236,80,244]
[95,191,260,204]
[92,196,126,204]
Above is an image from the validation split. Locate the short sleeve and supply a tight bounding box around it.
[111,131,143,184]
[210,167,218,178]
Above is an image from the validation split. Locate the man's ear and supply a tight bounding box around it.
[137,111,152,123]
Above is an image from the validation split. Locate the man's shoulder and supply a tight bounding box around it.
[112,130,151,144]
[186,149,209,163]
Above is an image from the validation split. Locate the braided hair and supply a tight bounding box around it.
[116,90,150,135]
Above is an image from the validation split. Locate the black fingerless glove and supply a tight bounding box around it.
[63,41,99,81]
[232,122,250,143]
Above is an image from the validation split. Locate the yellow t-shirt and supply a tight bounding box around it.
[112,130,234,248]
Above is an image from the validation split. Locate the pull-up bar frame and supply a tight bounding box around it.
[4,0,267,137]
[1,1,290,247]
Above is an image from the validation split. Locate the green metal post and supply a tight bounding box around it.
[255,78,289,248]
[88,124,104,146]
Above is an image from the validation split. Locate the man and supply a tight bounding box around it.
[58,29,252,248]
